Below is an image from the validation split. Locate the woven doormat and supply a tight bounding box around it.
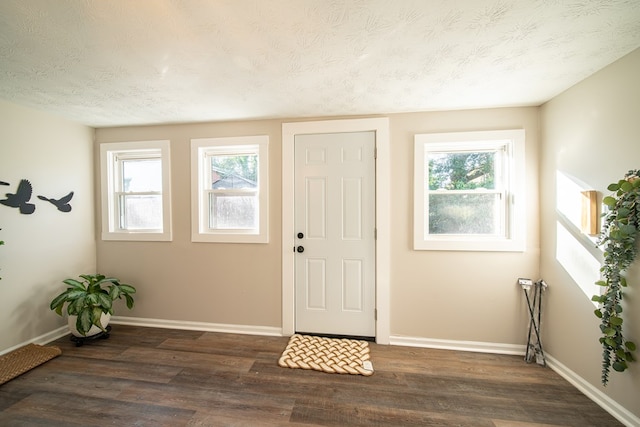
[278,334,373,376]
[0,344,62,385]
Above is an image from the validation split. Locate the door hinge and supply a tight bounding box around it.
[374,309,378,321]
[374,147,377,159]
[374,228,377,240]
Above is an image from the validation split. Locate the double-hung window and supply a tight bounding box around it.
[191,135,269,243]
[414,129,525,251]
[100,140,172,241]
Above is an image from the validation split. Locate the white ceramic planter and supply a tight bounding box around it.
[68,312,111,337]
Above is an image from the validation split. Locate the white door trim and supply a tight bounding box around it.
[282,117,390,344]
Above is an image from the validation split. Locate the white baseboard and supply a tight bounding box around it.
[2,318,282,357]
[389,335,526,355]
[545,354,640,427]
[110,316,283,337]
[0,326,69,356]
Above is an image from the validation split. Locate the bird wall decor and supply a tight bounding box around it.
[0,179,36,214]
[0,178,73,215]
[37,191,74,212]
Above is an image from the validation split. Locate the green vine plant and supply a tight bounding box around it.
[593,169,639,386]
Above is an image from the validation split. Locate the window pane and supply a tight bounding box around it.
[209,154,257,189]
[428,151,496,190]
[122,159,162,192]
[428,193,499,235]
[209,193,257,229]
[121,195,162,230]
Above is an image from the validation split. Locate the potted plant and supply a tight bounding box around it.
[593,169,638,385]
[50,273,136,337]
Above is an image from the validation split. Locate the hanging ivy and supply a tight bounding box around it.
[593,169,639,386]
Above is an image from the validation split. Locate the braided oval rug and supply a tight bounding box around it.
[278,334,374,376]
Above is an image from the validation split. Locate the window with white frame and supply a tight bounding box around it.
[100,140,172,241]
[191,135,269,243]
[414,129,525,251]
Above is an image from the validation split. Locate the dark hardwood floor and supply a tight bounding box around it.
[0,325,622,426]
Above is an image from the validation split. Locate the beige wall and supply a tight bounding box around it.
[95,106,540,347]
[0,100,95,351]
[388,108,539,343]
[95,120,284,328]
[540,48,640,419]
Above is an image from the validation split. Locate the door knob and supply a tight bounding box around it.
[296,246,304,253]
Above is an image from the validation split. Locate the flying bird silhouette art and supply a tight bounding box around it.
[0,179,36,214]
[38,191,74,212]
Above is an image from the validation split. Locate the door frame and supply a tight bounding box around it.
[282,118,390,344]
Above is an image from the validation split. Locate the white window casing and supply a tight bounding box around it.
[100,140,172,241]
[191,135,269,243]
[413,129,525,252]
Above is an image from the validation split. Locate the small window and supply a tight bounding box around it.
[414,130,525,251]
[191,136,269,243]
[100,140,172,241]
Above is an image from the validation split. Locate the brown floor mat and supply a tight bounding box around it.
[0,343,62,385]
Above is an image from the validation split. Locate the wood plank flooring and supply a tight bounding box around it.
[0,325,622,426]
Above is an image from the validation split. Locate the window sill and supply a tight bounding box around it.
[102,231,172,242]
[414,237,524,252]
[191,232,268,244]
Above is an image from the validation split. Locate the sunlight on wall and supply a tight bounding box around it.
[556,221,601,303]
[555,171,602,303]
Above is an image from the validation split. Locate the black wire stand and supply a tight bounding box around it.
[70,325,111,347]
[519,279,547,366]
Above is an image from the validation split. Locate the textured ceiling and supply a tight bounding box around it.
[0,0,639,128]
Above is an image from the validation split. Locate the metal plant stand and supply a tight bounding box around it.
[70,325,111,347]
[519,279,547,366]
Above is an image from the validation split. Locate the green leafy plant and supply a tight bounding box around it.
[50,273,136,336]
[593,169,638,386]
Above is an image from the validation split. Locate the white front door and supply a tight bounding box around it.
[294,131,376,337]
